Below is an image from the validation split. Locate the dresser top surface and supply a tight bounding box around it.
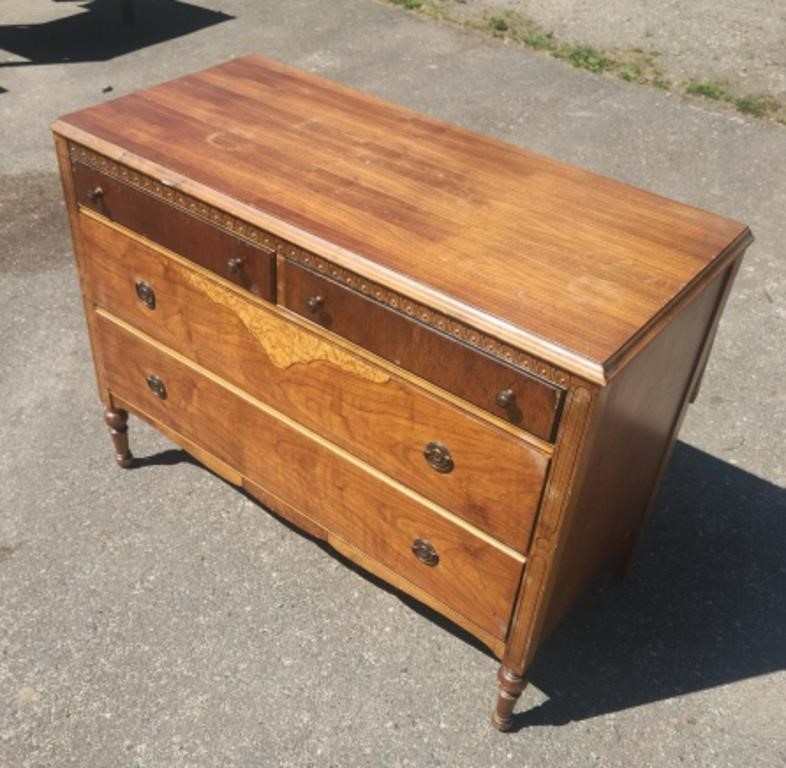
[54,55,751,380]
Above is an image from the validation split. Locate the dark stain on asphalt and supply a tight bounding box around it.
[0,541,26,564]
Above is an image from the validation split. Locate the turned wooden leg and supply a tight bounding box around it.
[104,407,133,468]
[491,665,527,732]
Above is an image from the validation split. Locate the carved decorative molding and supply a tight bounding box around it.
[280,244,570,387]
[70,142,569,388]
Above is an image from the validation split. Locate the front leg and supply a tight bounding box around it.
[491,665,527,731]
[104,407,133,468]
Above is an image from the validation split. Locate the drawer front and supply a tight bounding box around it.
[96,313,523,640]
[72,159,276,300]
[283,260,563,441]
[80,214,549,552]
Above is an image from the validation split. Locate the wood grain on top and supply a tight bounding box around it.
[54,55,752,376]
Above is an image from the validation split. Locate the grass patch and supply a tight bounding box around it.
[390,0,422,8]
[488,16,508,32]
[519,31,556,50]
[560,45,617,73]
[683,81,783,119]
[685,80,733,101]
[734,94,780,117]
[619,64,642,82]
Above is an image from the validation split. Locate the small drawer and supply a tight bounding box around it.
[79,214,549,552]
[96,314,524,640]
[72,159,276,300]
[283,260,564,441]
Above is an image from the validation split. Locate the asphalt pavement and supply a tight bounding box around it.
[1,1,784,766]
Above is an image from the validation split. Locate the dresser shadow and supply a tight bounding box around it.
[508,441,786,730]
[0,0,232,70]
[126,447,201,470]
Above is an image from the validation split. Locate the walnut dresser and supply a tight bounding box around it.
[52,55,752,731]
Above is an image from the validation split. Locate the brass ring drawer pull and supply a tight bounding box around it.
[306,295,324,313]
[135,280,155,310]
[423,441,454,473]
[86,186,103,202]
[411,538,439,567]
[495,388,516,409]
[227,257,244,273]
[146,374,167,399]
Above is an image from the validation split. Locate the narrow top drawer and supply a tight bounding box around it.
[283,260,564,441]
[71,158,276,301]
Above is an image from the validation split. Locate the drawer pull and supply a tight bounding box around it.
[423,441,454,473]
[227,257,244,273]
[306,295,325,313]
[86,186,104,202]
[146,374,167,399]
[495,388,516,409]
[411,538,439,567]
[134,280,156,310]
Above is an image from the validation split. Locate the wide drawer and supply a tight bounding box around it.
[96,313,524,640]
[283,260,563,441]
[71,156,276,300]
[79,213,549,552]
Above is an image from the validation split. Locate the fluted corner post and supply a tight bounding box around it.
[103,407,133,468]
[491,665,527,732]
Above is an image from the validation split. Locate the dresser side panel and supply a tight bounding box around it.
[540,262,735,638]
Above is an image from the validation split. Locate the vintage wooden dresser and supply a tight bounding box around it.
[52,55,752,730]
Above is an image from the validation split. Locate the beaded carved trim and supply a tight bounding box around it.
[280,244,570,387]
[69,143,280,251]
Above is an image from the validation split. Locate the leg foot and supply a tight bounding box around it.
[491,665,527,731]
[104,407,133,468]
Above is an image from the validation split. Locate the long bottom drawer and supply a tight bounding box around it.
[95,311,524,640]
